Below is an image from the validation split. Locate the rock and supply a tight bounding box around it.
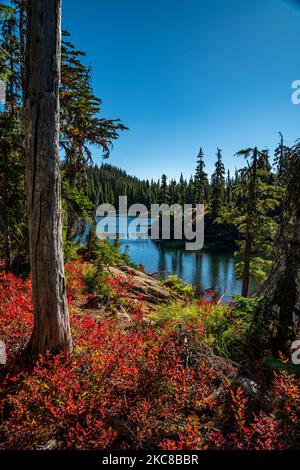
[106,265,177,307]
[113,305,132,327]
[236,376,260,399]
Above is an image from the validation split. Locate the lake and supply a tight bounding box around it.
[118,238,243,299]
[85,215,246,299]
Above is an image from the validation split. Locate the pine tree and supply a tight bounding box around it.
[0,1,27,272]
[178,172,186,206]
[274,132,290,181]
[218,147,282,297]
[260,145,300,352]
[225,169,232,205]
[211,147,225,219]
[194,148,208,204]
[169,179,180,205]
[60,34,127,238]
[158,174,170,204]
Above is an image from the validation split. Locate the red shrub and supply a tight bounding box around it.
[0,263,299,450]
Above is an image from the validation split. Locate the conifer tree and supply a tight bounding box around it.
[225,169,232,205]
[158,174,170,204]
[194,147,209,204]
[0,0,27,271]
[260,145,300,351]
[274,132,290,180]
[211,147,225,219]
[60,34,127,238]
[218,147,282,297]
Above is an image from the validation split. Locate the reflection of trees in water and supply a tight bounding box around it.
[222,255,232,291]
[157,244,167,274]
[154,241,239,294]
[193,251,204,293]
[171,249,184,277]
[157,242,185,278]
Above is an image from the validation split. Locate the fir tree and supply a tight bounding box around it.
[218,147,282,297]
[194,148,209,205]
[274,132,290,181]
[211,147,225,219]
[158,174,170,204]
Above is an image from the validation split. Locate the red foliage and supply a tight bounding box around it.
[0,264,299,450]
[0,272,33,356]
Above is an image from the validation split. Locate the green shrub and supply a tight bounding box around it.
[95,239,133,267]
[83,265,114,299]
[201,306,252,361]
[64,241,83,262]
[152,296,256,362]
[151,302,200,324]
[162,275,195,300]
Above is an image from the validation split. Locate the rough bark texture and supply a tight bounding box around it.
[24,0,72,356]
[260,150,300,349]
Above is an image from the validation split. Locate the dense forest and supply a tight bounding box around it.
[0,0,299,454]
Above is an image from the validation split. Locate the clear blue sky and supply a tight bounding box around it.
[63,0,300,180]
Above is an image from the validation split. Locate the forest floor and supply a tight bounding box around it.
[0,258,299,450]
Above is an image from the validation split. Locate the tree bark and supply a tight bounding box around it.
[24,0,72,356]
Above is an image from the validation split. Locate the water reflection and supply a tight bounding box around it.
[81,216,251,297]
[119,238,244,297]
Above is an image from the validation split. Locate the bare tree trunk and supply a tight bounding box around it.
[24,0,72,356]
[260,150,300,351]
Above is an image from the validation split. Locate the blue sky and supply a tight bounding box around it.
[63,0,300,180]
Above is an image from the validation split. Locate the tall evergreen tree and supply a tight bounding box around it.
[60,34,127,238]
[218,147,282,297]
[260,145,300,352]
[225,169,232,205]
[211,147,225,219]
[0,0,27,272]
[194,148,208,205]
[274,132,290,180]
[158,174,170,204]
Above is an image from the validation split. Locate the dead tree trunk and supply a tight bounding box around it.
[24,0,72,356]
[260,148,300,351]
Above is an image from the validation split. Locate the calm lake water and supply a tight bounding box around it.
[83,215,246,299]
[118,238,242,299]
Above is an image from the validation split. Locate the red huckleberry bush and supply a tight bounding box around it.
[0,263,299,450]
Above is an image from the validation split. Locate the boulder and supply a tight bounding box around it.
[106,265,177,307]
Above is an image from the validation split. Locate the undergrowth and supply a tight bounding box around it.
[0,260,299,450]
